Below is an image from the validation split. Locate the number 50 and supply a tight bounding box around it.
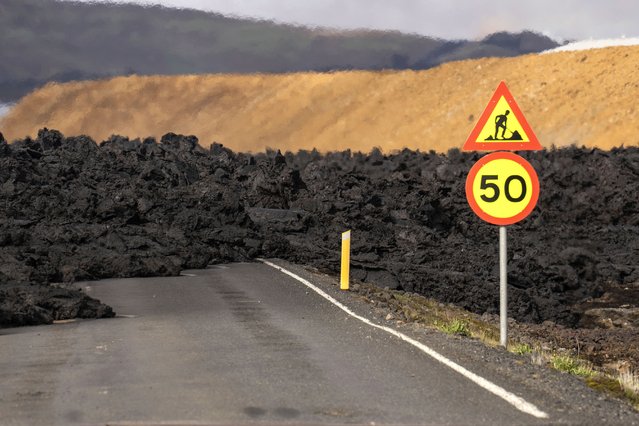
[480,175,527,203]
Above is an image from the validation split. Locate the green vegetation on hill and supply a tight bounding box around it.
[0,0,559,101]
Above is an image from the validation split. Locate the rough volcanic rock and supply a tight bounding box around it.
[247,146,639,328]
[0,284,114,326]
[1,129,639,332]
[0,129,261,327]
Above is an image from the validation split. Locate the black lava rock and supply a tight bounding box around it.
[2,130,639,329]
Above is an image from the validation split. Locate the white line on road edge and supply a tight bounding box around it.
[259,259,549,419]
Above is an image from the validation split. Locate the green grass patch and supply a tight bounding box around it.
[436,319,471,337]
[550,355,594,378]
[510,343,533,355]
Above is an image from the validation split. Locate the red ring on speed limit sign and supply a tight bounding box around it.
[465,152,540,226]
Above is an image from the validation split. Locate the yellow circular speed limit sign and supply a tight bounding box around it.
[465,152,539,225]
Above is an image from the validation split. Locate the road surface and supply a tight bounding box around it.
[1,261,637,425]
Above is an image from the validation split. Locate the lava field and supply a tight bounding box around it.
[1,129,638,334]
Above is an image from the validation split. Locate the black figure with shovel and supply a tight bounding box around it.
[489,110,523,141]
[495,110,510,139]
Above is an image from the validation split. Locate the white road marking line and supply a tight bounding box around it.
[180,273,197,277]
[259,259,549,419]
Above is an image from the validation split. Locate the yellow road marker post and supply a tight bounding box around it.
[340,230,351,290]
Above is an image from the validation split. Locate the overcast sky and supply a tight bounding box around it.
[77,0,639,41]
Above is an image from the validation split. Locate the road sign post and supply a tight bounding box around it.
[463,82,542,348]
[499,226,507,347]
[465,152,540,347]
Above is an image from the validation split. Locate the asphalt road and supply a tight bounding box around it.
[1,261,637,425]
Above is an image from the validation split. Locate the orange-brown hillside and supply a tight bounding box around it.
[2,46,639,152]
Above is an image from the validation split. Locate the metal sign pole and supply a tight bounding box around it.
[499,226,508,347]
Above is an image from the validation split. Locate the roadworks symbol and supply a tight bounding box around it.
[463,81,542,151]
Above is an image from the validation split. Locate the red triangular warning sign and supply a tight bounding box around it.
[463,81,542,151]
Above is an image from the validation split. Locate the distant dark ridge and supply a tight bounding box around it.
[0,0,559,101]
[482,31,559,53]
